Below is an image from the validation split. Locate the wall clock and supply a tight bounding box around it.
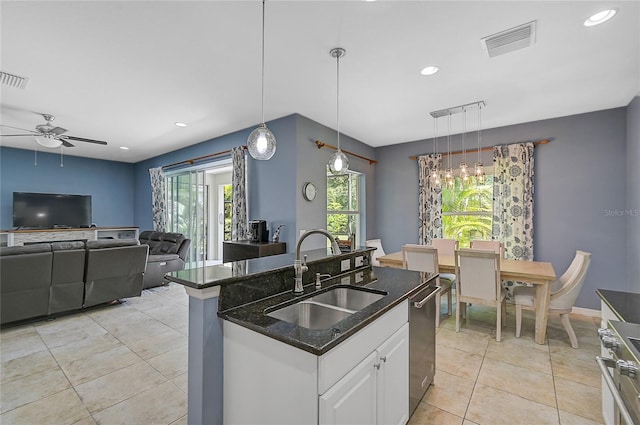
[302,182,317,201]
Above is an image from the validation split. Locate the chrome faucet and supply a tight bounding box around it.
[293,229,341,294]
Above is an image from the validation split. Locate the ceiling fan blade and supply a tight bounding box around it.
[51,126,68,136]
[0,124,38,134]
[65,135,108,145]
[0,133,39,137]
[61,139,75,148]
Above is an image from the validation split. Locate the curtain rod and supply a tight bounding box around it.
[162,145,247,170]
[409,139,551,161]
[315,140,377,165]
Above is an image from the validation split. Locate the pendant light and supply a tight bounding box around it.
[247,0,276,160]
[429,116,442,188]
[328,47,349,174]
[474,103,485,184]
[444,113,454,187]
[459,107,469,185]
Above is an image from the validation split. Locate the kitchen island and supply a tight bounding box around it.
[167,248,435,425]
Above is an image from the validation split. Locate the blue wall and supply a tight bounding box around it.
[0,147,134,229]
[627,96,640,293]
[133,114,376,252]
[375,108,629,310]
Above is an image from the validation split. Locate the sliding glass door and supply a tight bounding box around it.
[166,169,208,269]
[164,158,233,268]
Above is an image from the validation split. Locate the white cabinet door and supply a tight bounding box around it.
[377,323,409,425]
[319,351,378,425]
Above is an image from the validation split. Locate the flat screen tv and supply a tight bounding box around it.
[13,192,92,229]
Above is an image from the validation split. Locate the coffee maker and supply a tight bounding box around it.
[249,220,268,243]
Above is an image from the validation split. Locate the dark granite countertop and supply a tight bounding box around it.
[167,247,373,289]
[596,289,640,324]
[218,266,437,355]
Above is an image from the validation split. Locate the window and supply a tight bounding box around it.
[327,170,362,243]
[442,172,493,248]
[222,184,232,242]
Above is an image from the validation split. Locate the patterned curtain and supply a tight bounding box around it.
[231,147,248,241]
[493,142,535,297]
[149,167,166,232]
[418,154,443,244]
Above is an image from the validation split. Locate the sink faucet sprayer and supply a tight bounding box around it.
[293,229,341,295]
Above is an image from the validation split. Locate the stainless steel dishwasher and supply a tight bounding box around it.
[408,282,439,416]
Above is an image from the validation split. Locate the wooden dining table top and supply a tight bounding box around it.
[377,251,556,284]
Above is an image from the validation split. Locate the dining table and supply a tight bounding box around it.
[376,251,556,345]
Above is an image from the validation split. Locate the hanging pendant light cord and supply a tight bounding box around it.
[260,0,266,124]
[447,113,452,169]
[477,103,482,163]
[336,51,341,150]
[462,107,466,164]
[433,117,437,155]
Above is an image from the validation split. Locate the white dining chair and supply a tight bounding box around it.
[514,250,592,348]
[455,248,506,341]
[430,238,458,256]
[365,239,386,266]
[402,244,452,327]
[470,240,505,258]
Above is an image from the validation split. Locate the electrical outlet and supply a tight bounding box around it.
[355,256,363,267]
[341,259,350,272]
[355,271,363,283]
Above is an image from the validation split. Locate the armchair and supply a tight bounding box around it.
[138,231,191,288]
[514,250,592,348]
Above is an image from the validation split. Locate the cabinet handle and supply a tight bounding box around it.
[374,363,381,370]
[413,286,440,309]
[380,356,387,363]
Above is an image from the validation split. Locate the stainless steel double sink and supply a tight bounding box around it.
[266,285,387,330]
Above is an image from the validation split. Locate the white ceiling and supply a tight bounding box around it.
[1,1,638,163]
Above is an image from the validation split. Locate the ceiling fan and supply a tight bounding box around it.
[0,114,108,148]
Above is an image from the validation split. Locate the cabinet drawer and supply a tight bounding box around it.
[318,300,408,394]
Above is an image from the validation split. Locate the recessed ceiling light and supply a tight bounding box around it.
[175,122,187,127]
[420,66,439,76]
[119,146,129,150]
[584,9,617,27]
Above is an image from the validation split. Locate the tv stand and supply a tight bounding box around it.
[0,227,138,247]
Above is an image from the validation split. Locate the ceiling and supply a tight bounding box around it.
[1,1,638,163]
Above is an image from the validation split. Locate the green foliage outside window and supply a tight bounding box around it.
[327,172,360,241]
[223,184,232,241]
[442,175,493,248]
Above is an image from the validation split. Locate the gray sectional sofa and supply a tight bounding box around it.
[0,239,148,325]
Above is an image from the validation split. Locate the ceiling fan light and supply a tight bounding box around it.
[35,136,62,149]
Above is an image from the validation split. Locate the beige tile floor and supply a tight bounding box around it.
[1,283,603,425]
[409,302,605,425]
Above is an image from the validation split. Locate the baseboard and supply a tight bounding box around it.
[572,306,601,318]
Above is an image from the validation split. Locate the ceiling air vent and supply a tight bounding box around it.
[0,71,30,89]
[481,21,536,58]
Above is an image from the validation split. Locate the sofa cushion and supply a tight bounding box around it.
[86,239,140,249]
[139,232,185,255]
[147,253,180,263]
[51,241,86,251]
[0,243,51,256]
